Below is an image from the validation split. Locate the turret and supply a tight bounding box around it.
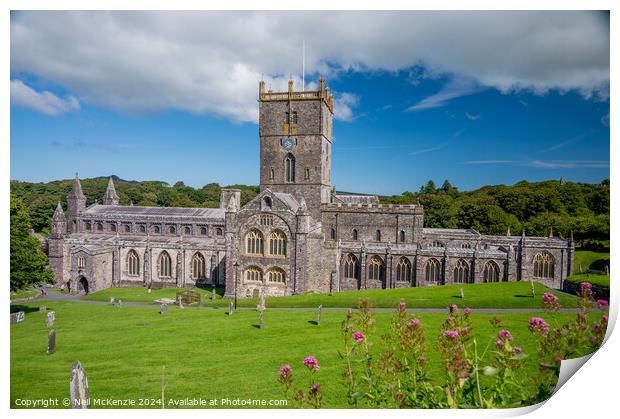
[67,173,86,233]
[102,177,119,205]
[51,202,66,237]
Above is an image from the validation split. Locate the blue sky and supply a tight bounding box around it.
[10,11,609,195]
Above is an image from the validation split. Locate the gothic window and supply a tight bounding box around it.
[268,230,287,257]
[184,226,191,235]
[285,112,290,124]
[368,256,385,282]
[453,259,470,283]
[216,228,223,236]
[461,243,472,249]
[124,224,131,233]
[291,111,298,124]
[533,252,555,279]
[304,167,310,180]
[159,251,172,278]
[344,254,360,279]
[425,258,441,284]
[396,257,412,282]
[153,225,161,234]
[399,230,405,242]
[77,256,86,269]
[375,230,382,241]
[285,153,296,182]
[430,241,445,248]
[127,250,140,277]
[260,215,273,226]
[246,229,264,255]
[110,223,117,232]
[267,267,286,283]
[200,227,207,235]
[330,228,336,240]
[85,222,92,231]
[192,252,206,280]
[352,229,358,241]
[139,225,146,233]
[96,223,103,232]
[482,261,500,282]
[168,226,176,234]
[245,266,263,282]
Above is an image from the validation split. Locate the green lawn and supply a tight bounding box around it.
[10,300,602,408]
[85,281,579,309]
[574,250,610,273]
[84,286,218,304]
[10,289,39,301]
[566,273,610,288]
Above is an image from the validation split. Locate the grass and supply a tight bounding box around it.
[10,300,602,409]
[85,281,580,309]
[574,250,610,273]
[10,289,39,301]
[566,273,610,288]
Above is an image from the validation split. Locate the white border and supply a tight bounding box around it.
[2,2,616,419]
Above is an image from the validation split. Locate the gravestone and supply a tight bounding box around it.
[228,301,234,316]
[10,311,25,324]
[212,287,217,300]
[530,280,536,297]
[259,310,265,329]
[110,297,115,305]
[147,288,152,294]
[460,288,465,299]
[317,305,322,326]
[39,306,47,313]
[46,311,56,328]
[177,298,184,309]
[605,265,609,275]
[160,304,167,315]
[70,361,90,409]
[47,329,56,354]
[257,289,266,312]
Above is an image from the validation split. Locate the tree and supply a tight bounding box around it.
[10,195,54,291]
[419,180,437,194]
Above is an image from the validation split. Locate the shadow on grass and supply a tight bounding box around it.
[514,294,536,298]
[10,305,40,314]
[308,320,319,326]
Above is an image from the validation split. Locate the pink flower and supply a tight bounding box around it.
[398,301,406,311]
[446,316,455,325]
[542,292,560,310]
[597,299,609,310]
[443,330,459,340]
[602,315,609,323]
[352,331,365,343]
[303,355,320,372]
[310,383,321,395]
[463,307,472,316]
[498,329,513,341]
[461,327,470,336]
[496,339,505,350]
[513,346,523,355]
[580,282,593,291]
[449,304,458,315]
[410,318,420,328]
[529,317,549,334]
[279,364,292,378]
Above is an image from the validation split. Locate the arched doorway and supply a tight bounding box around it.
[77,276,90,295]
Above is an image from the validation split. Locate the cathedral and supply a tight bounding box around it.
[48,79,574,297]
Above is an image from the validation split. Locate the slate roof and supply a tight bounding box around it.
[84,204,225,219]
[273,192,300,212]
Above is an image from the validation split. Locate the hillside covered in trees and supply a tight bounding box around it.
[10,176,609,248]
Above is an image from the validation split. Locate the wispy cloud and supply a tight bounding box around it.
[463,160,609,169]
[410,129,465,155]
[601,112,610,126]
[540,130,595,153]
[406,77,484,112]
[334,92,360,121]
[465,112,481,121]
[11,79,80,116]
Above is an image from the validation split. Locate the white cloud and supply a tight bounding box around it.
[465,112,481,121]
[334,92,360,121]
[10,79,80,115]
[10,11,609,122]
[406,77,483,111]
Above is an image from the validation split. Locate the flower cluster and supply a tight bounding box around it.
[597,299,609,310]
[443,330,459,340]
[528,317,549,335]
[303,355,320,372]
[579,282,594,300]
[352,331,365,343]
[542,292,560,311]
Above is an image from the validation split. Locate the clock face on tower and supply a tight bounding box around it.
[280,137,297,151]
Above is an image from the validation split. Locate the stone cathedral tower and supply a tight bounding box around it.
[258,79,334,219]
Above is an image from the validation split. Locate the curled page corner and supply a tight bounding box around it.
[554,353,594,393]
